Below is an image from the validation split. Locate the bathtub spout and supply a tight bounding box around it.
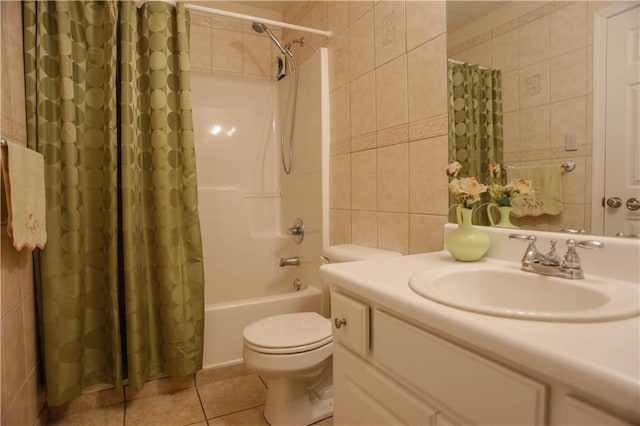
[279,256,300,267]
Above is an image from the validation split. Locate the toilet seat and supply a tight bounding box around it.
[243,312,332,355]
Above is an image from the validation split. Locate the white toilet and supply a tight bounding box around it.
[242,244,402,426]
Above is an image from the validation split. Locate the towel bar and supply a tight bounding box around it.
[506,161,576,172]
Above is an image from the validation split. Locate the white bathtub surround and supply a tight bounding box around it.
[320,227,640,423]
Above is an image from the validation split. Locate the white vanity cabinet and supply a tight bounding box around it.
[331,290,637,426]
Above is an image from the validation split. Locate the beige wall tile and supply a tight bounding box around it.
[519,104,550,154]
[22,295,37,373]
[349,1,374,24]
[549,2,587,58]
[501,70,520,113]
[550,97,586,149]
[351,149,377,211]
[349,10,375,80]
[561,157,587,204]
[503,110,520,154]
[586,44,593,95]
[330,154,351,209]
[242,33,272,78]
[377,212,409,254]
[377,143,408,213]
[1,231,21,315]
[518,16,549,67]
[374,0,406,67]
[406,0,445,51]
[409,214,448,254]
[328,1,349,35]
[549,204,585,233]
[190,25,212,72]
[211,29,243,74]
[376,54,408,131]
[352,210,378,247]
[2,303,27,409]
[468,40,491,69]
[518,60,550,109]
[4,382,33,426]
[409,136,448,215]
[491,29,518,72]
[407,35,447,122]
[331,84,351,143]
[328,30,350,91]
[329,209,352,245]
[550,48,587,102]
[350,71,376,137]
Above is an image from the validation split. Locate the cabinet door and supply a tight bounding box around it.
[563,396,634,426]
[334,344,435,426]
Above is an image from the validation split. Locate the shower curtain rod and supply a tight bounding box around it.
[183,3,333,37]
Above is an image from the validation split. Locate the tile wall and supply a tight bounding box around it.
[188,10,285,80]
[448,1,615,233]
[0,1,47,425]
[283,0,450,254]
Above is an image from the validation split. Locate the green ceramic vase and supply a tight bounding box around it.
[445,205,491,262]
[487,204,519,228]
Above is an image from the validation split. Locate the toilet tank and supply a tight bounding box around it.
[322,244,402,263]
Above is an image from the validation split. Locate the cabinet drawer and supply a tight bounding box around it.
[373,310,547,426]
[331,292,369,356]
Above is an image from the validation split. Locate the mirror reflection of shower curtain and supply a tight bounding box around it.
[447,61,504,225]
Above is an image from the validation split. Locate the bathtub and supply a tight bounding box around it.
[202,286,323,369]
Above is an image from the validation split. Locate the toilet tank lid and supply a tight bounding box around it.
[322,244,402,262]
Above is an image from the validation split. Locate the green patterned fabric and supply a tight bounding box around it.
[24,1,204,406]
[447,61,504,224]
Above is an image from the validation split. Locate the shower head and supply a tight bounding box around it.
[251,21,293,58]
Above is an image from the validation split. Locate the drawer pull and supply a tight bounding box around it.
[334,318,347,329]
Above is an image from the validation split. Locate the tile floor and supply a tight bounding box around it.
[47,365,334,426]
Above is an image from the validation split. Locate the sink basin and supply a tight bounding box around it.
[409,263,640,322]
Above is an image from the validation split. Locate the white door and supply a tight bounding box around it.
[603,3,640,237]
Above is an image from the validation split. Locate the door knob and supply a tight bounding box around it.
[626,198,640,211]
[606,197,623,208]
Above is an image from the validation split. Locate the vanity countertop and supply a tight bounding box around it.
[320,250,640,419]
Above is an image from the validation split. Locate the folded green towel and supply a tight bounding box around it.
[506,165,563,217]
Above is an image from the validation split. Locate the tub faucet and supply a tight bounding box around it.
[279,256,300,267]
[509,234,603,279]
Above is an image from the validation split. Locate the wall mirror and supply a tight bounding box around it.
[445,0,640,237]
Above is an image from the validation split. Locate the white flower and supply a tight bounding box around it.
[445,161,463,177]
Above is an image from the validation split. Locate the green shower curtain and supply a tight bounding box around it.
[447,61,503,224]
[24,1,204,406]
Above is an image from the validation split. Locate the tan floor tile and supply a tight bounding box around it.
[198,374,266,420]
[125,375,195,401]
[312,416,334,426]
[125,387,205,426]
[208,406,269,425]
[196,363,252,387]
[48,403,124,426]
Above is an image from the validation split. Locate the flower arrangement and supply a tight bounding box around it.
[486,162,535,207]
[446,161,488,209]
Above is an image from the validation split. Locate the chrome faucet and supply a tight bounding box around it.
[279,256,300,267]
[509,234,604,279]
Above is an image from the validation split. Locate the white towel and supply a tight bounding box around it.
[1,142,47,250]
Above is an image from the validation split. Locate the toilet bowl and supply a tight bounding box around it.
[242,244,402,426]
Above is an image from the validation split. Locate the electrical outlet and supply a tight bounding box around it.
[565,133,578,151]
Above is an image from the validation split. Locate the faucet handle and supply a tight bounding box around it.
[509,233,536,243]
[561,239,604,278]
[573,239,604,250]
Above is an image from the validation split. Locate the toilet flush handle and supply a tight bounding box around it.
[334,318,347,329]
